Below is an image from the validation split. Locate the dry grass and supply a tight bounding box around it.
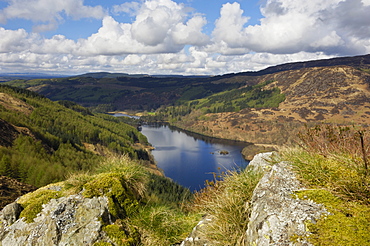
[192,168,263,245]
[290,124,370,203]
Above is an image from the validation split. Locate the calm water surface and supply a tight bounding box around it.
[141,124,249,191]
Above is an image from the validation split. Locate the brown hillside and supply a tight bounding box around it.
[0,176,36,209]
[175,66,370,146]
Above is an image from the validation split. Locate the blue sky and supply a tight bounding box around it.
[0,0,369,75]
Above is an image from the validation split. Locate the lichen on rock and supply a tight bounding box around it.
[0,193,112,246]
[180,152,328,246]
[0,170,144,245]
[245,153,328,245]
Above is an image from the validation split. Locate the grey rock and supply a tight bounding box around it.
[0,202,23,227]
[180,152,328,246]
[0,194,112,246]
[245,153,328,246]
[180,215,212,246]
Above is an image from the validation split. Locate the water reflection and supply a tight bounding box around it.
[141,124,249,191]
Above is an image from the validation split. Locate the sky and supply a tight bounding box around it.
[0,0,370,76]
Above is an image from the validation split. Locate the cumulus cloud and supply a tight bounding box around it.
[0,0,369,75]
[212,0,370,55]
[113,2,140,16]
[76,0,208,55]
[0,28,29,53]
[0,0,105,31]
[130,0,208,47]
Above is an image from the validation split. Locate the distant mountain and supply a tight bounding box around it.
[76,72,211,79]
[3,53,370,113]
[0,73,68,82]
[77,72,147,78]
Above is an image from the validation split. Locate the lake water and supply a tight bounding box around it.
[141,124,249,191]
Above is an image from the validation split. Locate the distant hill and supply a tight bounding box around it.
[163,65,370,146]
[3,54,370,112]
[0,73,67,82]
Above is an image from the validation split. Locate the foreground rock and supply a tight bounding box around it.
[0,193,112,245]
[245,153,328,245]
[182,152,328,246]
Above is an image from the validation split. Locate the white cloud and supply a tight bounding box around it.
[212,3,250,48]
[212,0,370,55]
[0,0,105,31]
[0,0,369,76]
[113,2,140,16]
[171,15,209,46]
[76,0,208,55]
[0,28,29,53]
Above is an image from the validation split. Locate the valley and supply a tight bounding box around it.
[1,54,370,245]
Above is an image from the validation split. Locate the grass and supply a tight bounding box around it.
[14,155,198,246]
[280,124,370,245]
[129,205,200,245]
[192,167,263,245]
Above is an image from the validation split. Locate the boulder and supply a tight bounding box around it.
[245,153,328,245]
[0,194,112,246]
[181,152,328,246]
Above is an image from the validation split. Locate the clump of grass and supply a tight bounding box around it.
[298,124,369,178]
[192,167,263,245]
[63,171,94,195]
[129,205,200,246]
[93,154,149,199]
[288,124,370,204]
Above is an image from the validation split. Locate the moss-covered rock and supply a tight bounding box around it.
[83,173,139,219]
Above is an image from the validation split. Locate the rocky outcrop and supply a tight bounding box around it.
[0,193,112,245]
[245,153,327,245]
[182,152,328,246]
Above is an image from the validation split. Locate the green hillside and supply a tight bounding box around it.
[145,79,286,123]
[3,75,247,112]
[0,85,150,187]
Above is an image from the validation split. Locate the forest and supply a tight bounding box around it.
[0,85,150,187]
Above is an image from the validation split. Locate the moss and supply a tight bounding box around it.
[93,242,112,246]
[82,173,139,219]
[102,224,139,246]
[18,189,62,223]
[294,189,370,246]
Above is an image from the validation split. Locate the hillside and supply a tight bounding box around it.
[0,54,370,245]
[3,74,247,112]
[2,54,370,152]
[154,65,370,151]
[3,54,370,113]
[0,85,156,188]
